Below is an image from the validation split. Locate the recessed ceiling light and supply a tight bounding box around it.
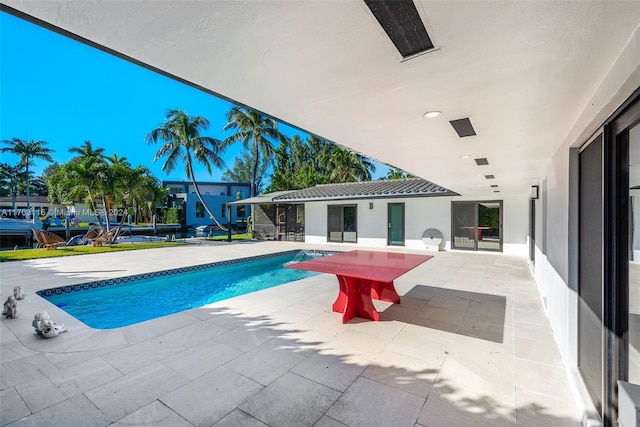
[460,155,470,159]
[423,111,442,119]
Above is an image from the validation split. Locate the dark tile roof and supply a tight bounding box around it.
[272,178,458,202]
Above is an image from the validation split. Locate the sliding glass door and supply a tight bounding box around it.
[627,120,640,386]
[578,134,604,414]
[576,93,639,425]
[451,201,502,251]
[327,205,357,243]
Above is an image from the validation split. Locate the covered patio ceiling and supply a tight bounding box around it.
[3,1,640,196]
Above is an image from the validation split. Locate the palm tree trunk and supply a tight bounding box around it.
[25,163,30,213]
[185,156,228,232]
[111,196,130,244]
[87,189,104,232]
[251,141,260,238]
[11,187,16,213]
[102,196,111,231]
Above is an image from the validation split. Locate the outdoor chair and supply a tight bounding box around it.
[81,226,102,245]
[32,228,66,250]
[87,228,118,247]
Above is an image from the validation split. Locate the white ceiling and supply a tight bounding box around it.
[4,1,640,196]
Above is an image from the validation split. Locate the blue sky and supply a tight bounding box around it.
[0,11,389,185]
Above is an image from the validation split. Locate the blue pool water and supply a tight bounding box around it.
[40,251,327,329]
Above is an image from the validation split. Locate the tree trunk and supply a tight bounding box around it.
[102,196,111,231]
[185,155,229,232]
[87,189,104,233]
[25,163,30,211]
[111,196,130,244]
[11,187,16,213]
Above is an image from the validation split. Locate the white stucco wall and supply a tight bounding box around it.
[304,194,529,256]
[533,23,640,423]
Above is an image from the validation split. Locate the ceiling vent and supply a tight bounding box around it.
[490,184,499,188]
[449,118,476,138]
[364,0,434,59]
[485,175,495,179]
[474,158,489,166]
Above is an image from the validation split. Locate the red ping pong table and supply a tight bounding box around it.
[286,250,433,323]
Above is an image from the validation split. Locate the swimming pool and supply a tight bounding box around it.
[38,250,335,329]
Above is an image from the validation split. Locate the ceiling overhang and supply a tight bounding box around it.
[2,1,640,196]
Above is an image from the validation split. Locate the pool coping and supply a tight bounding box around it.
[36,249,341,298]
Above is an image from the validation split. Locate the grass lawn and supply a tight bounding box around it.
[206,233,253,241]
[0,242,185,262]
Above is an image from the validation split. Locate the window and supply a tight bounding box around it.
[221,204,226,218]
[327,205,357,243]
[237,205,246,218]
[195,201,205,218]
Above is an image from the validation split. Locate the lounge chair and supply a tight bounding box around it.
[87,228,118,247]
[82,226,102,245]
[32,229,66,250]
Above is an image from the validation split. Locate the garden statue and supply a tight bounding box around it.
[2,296,17,318]
[32,311,49,332]
[13,286,24,300]
[32,311,67,338]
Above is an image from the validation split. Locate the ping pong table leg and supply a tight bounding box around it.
[333,275,379,322]
[332,275,349,314]
[370,281,401,304]
[333,275,357,323]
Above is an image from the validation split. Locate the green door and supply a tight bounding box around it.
[388,203,405,246]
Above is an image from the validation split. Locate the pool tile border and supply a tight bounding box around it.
[37,249,340,297]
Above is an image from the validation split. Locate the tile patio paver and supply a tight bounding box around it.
[0,241,581,426]
[240,372,341,427]
[212,409,269,427]
[325,377,425,427]
[84,363,190,422]
[0,388,30,426]
[6,394,110,427]
[160,367,263,427]
[109,400,192,427]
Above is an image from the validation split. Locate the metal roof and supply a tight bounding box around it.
[226,191,299,205]
[271,178,458,202]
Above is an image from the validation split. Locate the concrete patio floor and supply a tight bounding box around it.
[1,241,580,426]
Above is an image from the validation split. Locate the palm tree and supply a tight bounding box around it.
[0,138,54,211]
[68,141,113,227]
[222,106,289,198]
[328,146,376,182]
[0,162,25,213]
[48,157,108,231]
[384,168,413,180]
[111,166,158,242]
[102,153,132,230]
[68,140,105,162]
[146,109,227,230]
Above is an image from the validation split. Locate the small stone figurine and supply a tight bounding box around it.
[13,286,24,300]
[32,311,67,338]
[2,296,17,318]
